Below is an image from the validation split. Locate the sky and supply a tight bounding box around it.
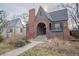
[0,3,60,19]
[0,3,76,29]
[0,3,63,26]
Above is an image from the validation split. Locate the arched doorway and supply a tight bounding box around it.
[37,23,46,35]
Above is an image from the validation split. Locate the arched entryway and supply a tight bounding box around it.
[37,23,46,35]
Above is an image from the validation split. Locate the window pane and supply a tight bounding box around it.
[20,28,22,32]
[49,23,51,30]
[55,23,60,29]
[51,22,63,31]
[10,29,12,32]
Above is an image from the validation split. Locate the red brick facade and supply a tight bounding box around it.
[26,8,70,40]
[26,9,37,39]
[63,21,70,40]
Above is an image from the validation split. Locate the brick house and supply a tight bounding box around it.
[26,6,70,40]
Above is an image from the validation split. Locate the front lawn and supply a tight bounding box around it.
[0,40,31,55]
[19,38,79,56]
[19,47,65,56]
[0,34,30,55]
[20,47,77,56]
[0,43,15,55]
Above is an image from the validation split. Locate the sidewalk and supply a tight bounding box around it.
[1,41,42,56]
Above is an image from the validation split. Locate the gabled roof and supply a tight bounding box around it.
[35,6,48,20]
[35,6,68,22]
[48,9,68,21]
[8,18,22,27]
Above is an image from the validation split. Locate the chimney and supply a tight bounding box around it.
[28,8,36,39]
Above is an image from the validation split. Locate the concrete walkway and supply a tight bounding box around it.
[1,35,47,56]
[1,41,43,56]
[33,35,47,41]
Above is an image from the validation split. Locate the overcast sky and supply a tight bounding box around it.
[0,3,61,18]
[0,3,75,29]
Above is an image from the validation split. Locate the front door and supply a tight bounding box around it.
[37,23,46,35]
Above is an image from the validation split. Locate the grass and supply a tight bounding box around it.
[0,43,15,55]
[19,37,79,56]
[19,47,66,56]
[0,39,31,55]
[20,47,78,56]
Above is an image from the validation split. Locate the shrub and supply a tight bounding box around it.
[22,36,27,40]
[14,40,26,47]
[22,36,30,44]
[25,40,31,43]
[0,35,4,42]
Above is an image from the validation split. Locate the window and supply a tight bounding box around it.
[10,29,12,32]
[0,28,1,31]
[55,23,61,29]
[20,28,23,32]
[49,23,51,30]
[0,28,2,34]
[52,22,63,31]
[40,12,42,16]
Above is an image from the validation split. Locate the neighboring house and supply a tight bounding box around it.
[26,6,70,40]
[2,18,26,38]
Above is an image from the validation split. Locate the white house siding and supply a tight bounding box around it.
[1,18,26,39]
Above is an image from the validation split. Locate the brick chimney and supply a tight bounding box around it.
[27,8,36,39]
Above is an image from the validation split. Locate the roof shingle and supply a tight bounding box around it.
[48,9,68,21]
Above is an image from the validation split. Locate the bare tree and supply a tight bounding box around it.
[0,10,8,34]
[59,3,79,30]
